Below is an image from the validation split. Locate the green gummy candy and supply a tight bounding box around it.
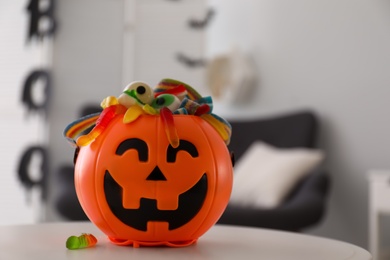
[66,236,81,250]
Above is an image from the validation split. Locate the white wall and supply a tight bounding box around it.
[46,0,390,250]
[0,0,49,225]
[207,0,390,249]
[47,0,125,220]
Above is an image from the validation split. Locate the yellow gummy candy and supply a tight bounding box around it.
[101,96,119,109]
[123,105,145,123]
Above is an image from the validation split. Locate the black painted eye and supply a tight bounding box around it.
[156,97,165,106]
[136,86,146,95]
[116,138,148,162]
[167,140,199,163]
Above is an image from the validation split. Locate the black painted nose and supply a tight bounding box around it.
[146,166,167,181]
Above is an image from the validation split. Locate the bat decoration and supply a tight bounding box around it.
[176,53,206,68]
[188,8,215,29]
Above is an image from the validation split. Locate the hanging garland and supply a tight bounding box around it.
[17,0,57,203]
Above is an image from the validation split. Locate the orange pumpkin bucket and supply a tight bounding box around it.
[64,79,233,247]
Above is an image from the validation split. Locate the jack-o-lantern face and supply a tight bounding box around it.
[104,138,207,231]
[74,114,233,246]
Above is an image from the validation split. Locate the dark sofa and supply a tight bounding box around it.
[217,110,330,231]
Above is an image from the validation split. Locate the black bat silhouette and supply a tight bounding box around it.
[188,9,215,29]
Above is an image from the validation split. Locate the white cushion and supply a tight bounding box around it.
[229,141,324,209]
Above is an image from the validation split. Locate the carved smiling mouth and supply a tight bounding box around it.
[104,170,207,231]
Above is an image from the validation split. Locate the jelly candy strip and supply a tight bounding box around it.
[156,78,203,101]
[63,112,101,147]
[201,114,232,145]
[156,78,204,101]
[179,99,199,114]
[194,104,210,116]
[66,233,97,250]
[197,96,213,112]
[77,104,127,146]
[154,84,187,97]
[101,96,119,109]
[176,97,213,115]
[154,78,189,100]
[210,113,232,142]
[173,107,188,115]
[178,81,202,101]
[123,105,145,123]
[161,107,179,148]
[108,236,197,248]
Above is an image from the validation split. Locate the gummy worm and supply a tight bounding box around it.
[66,233,98,250]
[63,113,101,147]
[160,107,179,148]
[76,104,127,146]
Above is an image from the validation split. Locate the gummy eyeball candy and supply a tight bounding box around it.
[152,94,181,112]
[118,81,154,108]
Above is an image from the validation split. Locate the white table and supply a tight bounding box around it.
[368,170,390,259]
[0,222,371,260]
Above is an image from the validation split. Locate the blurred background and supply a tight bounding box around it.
[2,0,390,252]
